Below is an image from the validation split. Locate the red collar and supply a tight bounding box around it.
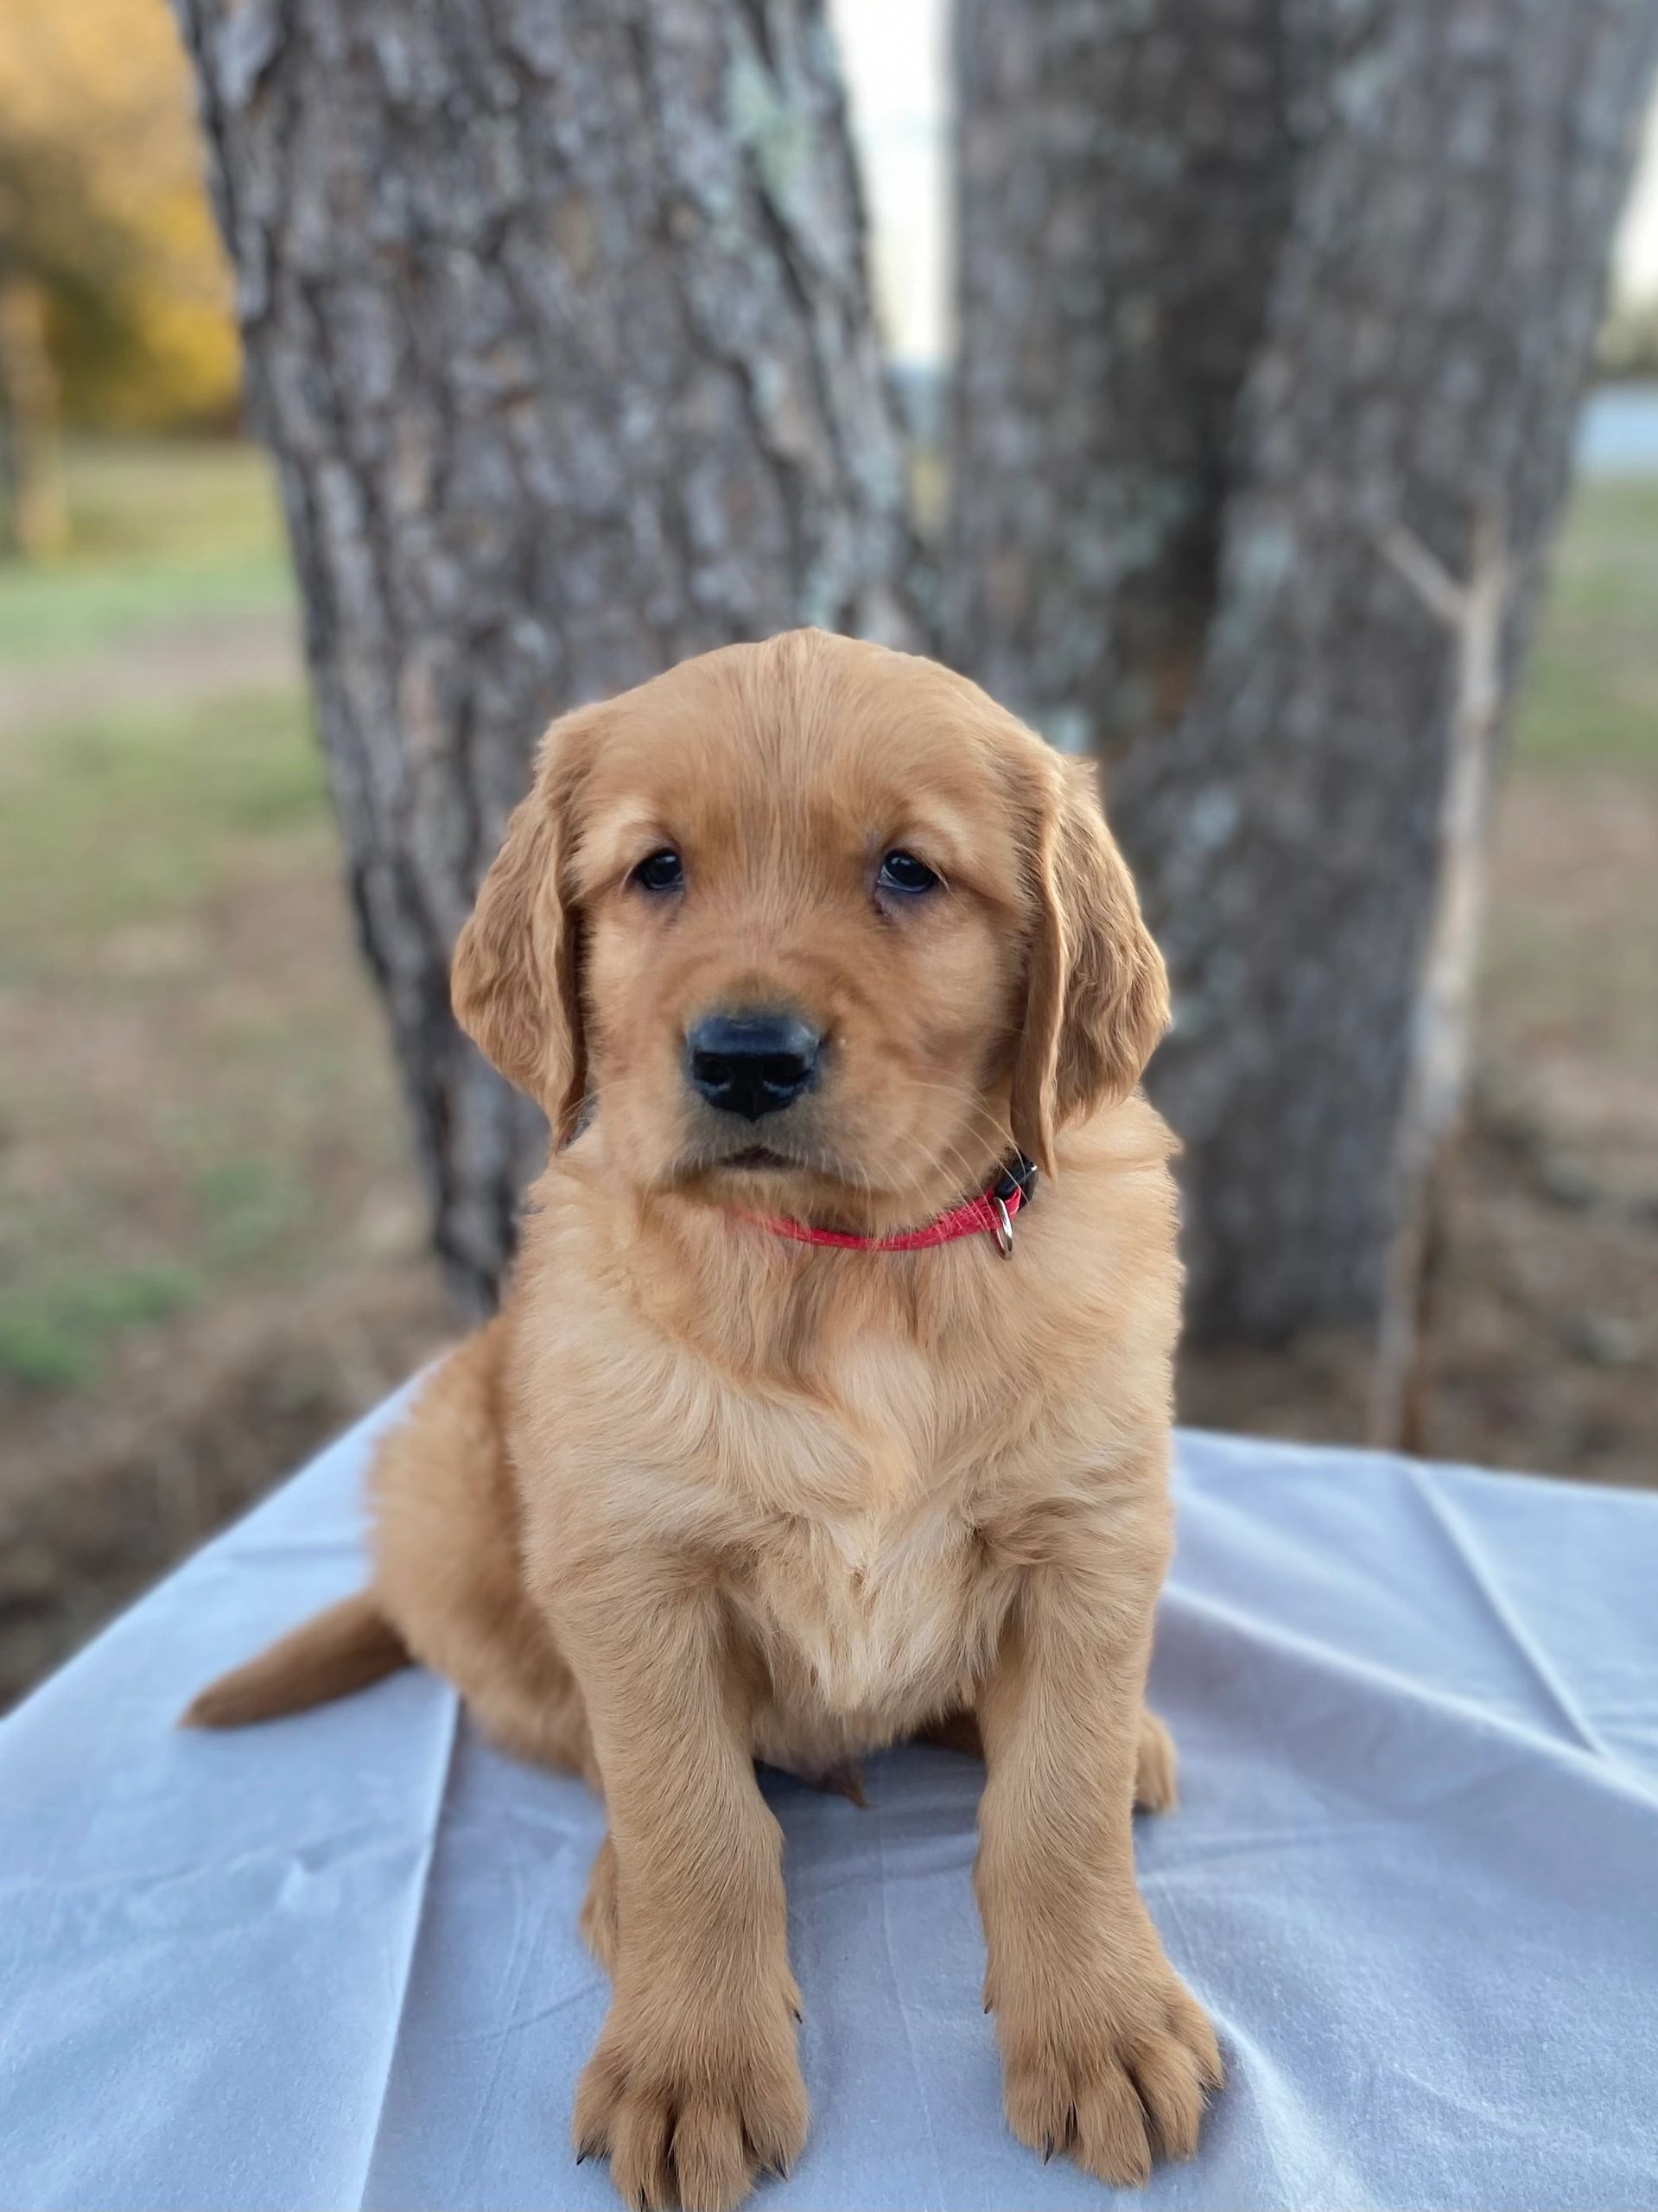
[745,1156,1037,1257]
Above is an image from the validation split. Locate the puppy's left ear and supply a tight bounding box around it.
[1010,753,1170,1175]
[450,708,595,1144]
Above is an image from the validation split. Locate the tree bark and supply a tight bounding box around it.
[171,0,923,1315]
[951,0,1658,1342]
[950,0,1293,759]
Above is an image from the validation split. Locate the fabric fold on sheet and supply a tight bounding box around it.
[1399,1463,1616,1764]
[346,1685,463,2210]
[2,1408,1655,2211]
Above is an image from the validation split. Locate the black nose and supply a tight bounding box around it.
[686,1012,822,1122]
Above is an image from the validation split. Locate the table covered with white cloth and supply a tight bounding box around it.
[3,1391,1655,2211]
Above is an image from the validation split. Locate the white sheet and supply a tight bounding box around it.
[3,1393,1655,2211]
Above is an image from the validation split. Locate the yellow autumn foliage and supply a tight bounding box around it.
[0,0,239,427]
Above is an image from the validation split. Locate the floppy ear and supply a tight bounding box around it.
[450,711,591,1143]
[1009,753,1170,1175]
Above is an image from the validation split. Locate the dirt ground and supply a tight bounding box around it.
[0,445,1653,1712]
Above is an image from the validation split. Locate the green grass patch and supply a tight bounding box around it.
[0,1263,200,1390]
[0,437,295,664]
[0,686,326,978]
[1515,477,1658,772]
[192,1155,319,1268]
[0,670,344,1389]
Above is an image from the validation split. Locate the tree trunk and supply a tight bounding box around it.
[951,0,1658,1343]
[0,275,69,561]
[171,0,923,1316]
[950,0,1293,759]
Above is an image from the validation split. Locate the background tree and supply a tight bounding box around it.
[950,0,1658,1390]
[173,0,1656,1389]
[170,0,924,1314]
[0,0,238,543]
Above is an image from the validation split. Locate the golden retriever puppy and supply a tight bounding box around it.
[187,629,1220,2211]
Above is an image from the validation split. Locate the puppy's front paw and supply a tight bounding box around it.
[996,1951,1221,2187]
[574,1991,808,2212]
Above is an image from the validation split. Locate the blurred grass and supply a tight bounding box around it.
[0,674,382,1387]
[0,690,327,973]
[0,1266,199,1391]
[0,438,294,664]
[1514,477,1658,770]
[1490,476,1658,1081]
[0,439,1654,1395]
[0,440,422,1392]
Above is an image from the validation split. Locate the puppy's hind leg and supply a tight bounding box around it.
[920,1702,1180,1813]
[372,1323,598,1784]
[1133,1707,1179,1814]
[580,1832,619,1974]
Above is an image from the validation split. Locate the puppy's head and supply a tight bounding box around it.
[452,632,1166,1229]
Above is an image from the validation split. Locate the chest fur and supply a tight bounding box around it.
[519,1219,1125,1730]
[712,1338,1019,1724]
[744,1491,995,1725]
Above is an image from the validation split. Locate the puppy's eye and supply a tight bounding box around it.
[878,849,939,896]
[632,849,684,894]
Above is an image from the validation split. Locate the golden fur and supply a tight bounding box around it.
[187,630,1221,2210]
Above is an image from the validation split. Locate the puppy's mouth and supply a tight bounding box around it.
[677,1130,854,1188]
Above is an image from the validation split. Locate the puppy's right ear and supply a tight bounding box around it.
[450,709,593,1142]
[1008,748,1169,1177]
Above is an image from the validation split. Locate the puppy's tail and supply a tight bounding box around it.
[181,1590,410,1728]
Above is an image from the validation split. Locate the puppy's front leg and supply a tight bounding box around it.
[976,1500,1222,2186]
[562,1565,806,2212]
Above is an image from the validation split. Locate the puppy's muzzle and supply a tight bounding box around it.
[686,1012,821,1122]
